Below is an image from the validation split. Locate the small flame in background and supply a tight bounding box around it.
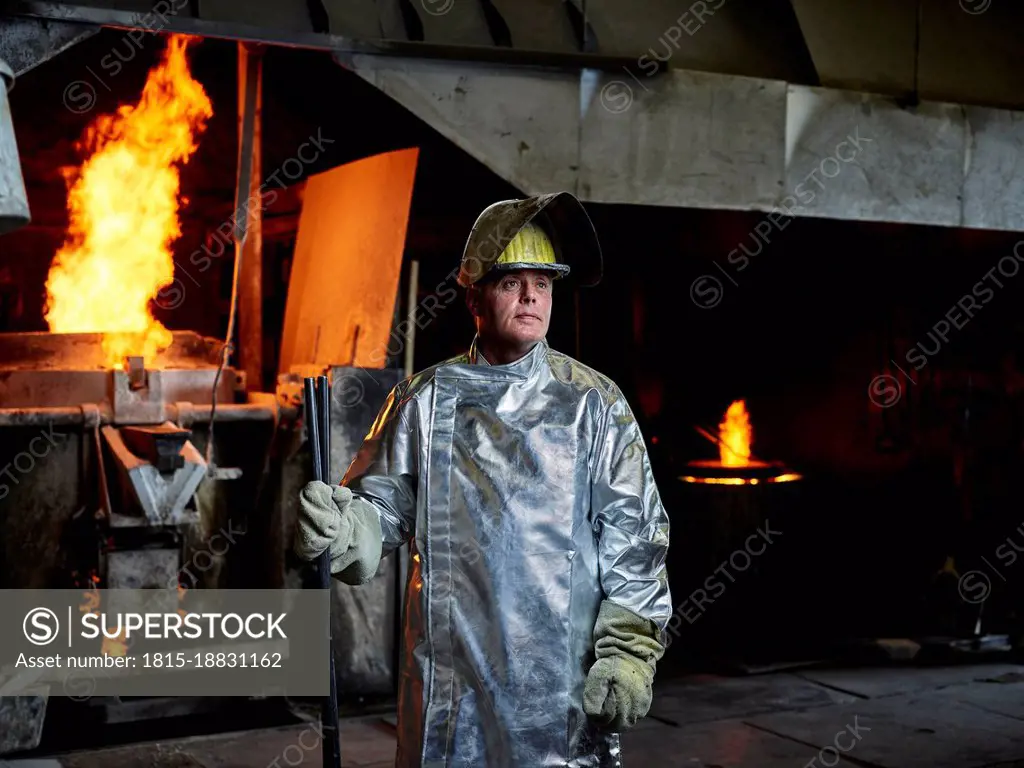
[44,35,212,369]
[719,399,752,467]
[76,571,189,658]
[78,573,130,657]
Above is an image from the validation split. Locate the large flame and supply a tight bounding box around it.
[719,399,752,467]
[44,35,212,368]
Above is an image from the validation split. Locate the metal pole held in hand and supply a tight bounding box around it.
[304,375,342,768]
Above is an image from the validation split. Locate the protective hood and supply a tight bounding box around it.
[457,191,603,288]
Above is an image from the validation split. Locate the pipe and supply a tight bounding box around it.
[0,56,30,235]
[0,402,278,427]
[172,403,278,423]
[238,42,264,392]
[0,406,98,427]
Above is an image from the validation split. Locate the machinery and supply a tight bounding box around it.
[0,50,409,753]
[0,330,404,753]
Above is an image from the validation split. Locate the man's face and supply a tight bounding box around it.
[470,269,554,349]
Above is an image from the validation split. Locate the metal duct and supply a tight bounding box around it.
[0,57,29,236]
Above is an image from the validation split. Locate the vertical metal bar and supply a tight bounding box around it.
[304,377,341,767]
[404,259,420,378]
[238,43,264,391]
[386,279,404,369]
[397,261,419,693]
[304,378,322,480]
[317,375,331,481]
[315,375,341,768]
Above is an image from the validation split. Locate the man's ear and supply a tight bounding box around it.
[465,285,480,317]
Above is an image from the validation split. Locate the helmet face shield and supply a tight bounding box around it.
[458,192,602,288]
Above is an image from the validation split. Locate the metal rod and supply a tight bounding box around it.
[238,42,264,392]
[305,379,322,479]
[404,260,419,379]
[317,375,331,483]
[305,376,341,768]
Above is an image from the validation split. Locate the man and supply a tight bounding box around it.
[294,191,671,767]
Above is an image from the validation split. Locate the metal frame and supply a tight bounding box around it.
[4,1,669,73]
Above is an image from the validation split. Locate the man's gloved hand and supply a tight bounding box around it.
[294,480,384,585]
[583,655,653,731]
[583,599,664,731]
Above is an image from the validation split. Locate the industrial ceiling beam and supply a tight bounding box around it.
[0,15,97,77]
[348,56,1024,233]
[2,1,665,73]
[776,0,819,86]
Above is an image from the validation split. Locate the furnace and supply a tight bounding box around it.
[681,400,802,486]
[0,329,276,591]
[0,28,417,753]
[669,400,804,660]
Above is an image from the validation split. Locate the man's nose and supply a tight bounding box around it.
[520,282,538,302]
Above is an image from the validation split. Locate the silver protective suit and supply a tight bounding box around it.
[342,336,672,767]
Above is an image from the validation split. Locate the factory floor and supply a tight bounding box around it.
[9,661,1024,767]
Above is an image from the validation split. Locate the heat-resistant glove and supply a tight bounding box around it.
[583,599,665,731]
[294,480,384,585]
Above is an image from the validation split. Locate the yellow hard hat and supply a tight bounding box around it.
[458,192,602,287]
[491,222,570,278]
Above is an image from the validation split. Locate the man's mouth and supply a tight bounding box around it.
[516,314,540,321]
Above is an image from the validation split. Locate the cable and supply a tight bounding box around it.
[205,44,259,472]
[204,240,242,470]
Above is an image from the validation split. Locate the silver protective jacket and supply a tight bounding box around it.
[342,337,672,767]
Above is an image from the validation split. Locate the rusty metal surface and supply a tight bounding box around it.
[277,149,418,373]
[237,42,264,392]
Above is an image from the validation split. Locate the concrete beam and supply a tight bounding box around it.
[346,55,1024,232]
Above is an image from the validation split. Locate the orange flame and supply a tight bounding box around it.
[719,400,752,467]
[78,574,130,657]
[44,35,212,368]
